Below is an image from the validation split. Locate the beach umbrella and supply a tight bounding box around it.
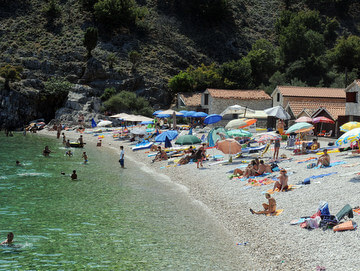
[264,106,291,120]
[285,122,314,134]
[184,111,197,117]
[216,139,242,155]
[226,129,252,137]
[175,135,201,145]
[207,127,229,147]
[296,116,312,123]
[156,114,171,118]
[204,114,222,124]
[179,110,188,114]
[97,120,112,127]
[336,128,360,146]
[193,112,208,118]
[340,122,360,132]
[256,132,281,143]
[155,130,178,142]
[225,119,247,130]
[240,118,257,128]
[165,136,172,148]
[140,120,154,125]
[157,109,184,116]
[220,105,255,117]
[153,110,163,116]
[312,116,334,124]
[130,128,147,135]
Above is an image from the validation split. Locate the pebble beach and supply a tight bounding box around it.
[38,127,360,271]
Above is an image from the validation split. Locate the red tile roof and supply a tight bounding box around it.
[179,93,202,107]
[207,89,271,100]
[277,86,345,99]
[287,101,345,120]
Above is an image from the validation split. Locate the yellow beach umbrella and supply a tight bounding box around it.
[340,122,360,132]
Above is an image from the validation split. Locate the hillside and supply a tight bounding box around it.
[0,0,359,127]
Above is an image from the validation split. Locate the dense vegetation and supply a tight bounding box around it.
[0,0,360,113]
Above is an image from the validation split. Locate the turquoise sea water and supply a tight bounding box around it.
[0,134,242,270]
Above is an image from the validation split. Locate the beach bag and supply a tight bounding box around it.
[270,162,278,170]
[307,162,316,169]
[318,201,330,216]
[333,221,357,232]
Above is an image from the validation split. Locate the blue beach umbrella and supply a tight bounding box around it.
[184,111,197,117]
[155,130,178,142]
[179,110,188,114]
[156,114,171,118]
[204,114,222,124]
[193,112,208,118]
[140,120,154,125]
[153,110,163,116]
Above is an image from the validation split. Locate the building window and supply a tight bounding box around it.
[277,93,280,102]
[346,92,357,103]
[204,94,209,105]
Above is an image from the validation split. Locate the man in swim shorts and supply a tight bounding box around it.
[1,232,14,245]
[119,146,125,168]
[317,148,330,167]
[43,146,51,157]
[82,152,88,164]
[273,138,280,160]
[273,168,289,191]
[250,193,276,215]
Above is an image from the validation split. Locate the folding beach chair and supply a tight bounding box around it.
[259,143,270,158]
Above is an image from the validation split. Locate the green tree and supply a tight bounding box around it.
[128,50,141,72]
[103,91,152,116]
[246,39,278,86]
[0,65,23,90]
[219,58,253,89]
[168,71,195,94]
[81,0,98,10]
[94,0,147,28]
[42,0,61,18]
[329,35,360,72]
[100,87,117,101]
[83,27,98,58]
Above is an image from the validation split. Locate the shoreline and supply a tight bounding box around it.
[37,128,360,270]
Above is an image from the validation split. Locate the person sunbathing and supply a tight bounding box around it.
[243,160,257,177]
[152,147,168,162]
[250,193,276,215]
[256,160,268,175]
[317,149,330,167]
[273,168,289,192]
[311,139,320,150]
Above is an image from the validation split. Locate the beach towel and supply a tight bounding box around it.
[353,208,360,215]
[297,157,317,163]
[342,163,360,168]
[267,209,284,216]
[267,185,295,194]
[311,161,346,169]
[303,172,338,183]
[246,178,275,187]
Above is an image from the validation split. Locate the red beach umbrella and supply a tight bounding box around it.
[312,116,334,124]
[295,116,312,123]
[216,139,242,154]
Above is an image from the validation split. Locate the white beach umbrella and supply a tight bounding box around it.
[264,106,291,120]
[97,120,112,127]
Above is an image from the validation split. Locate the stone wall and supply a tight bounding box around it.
[209,98,272,115]
[345,84,360,116]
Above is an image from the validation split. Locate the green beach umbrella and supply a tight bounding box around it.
[227,129,252,137]
[175,135,201,145]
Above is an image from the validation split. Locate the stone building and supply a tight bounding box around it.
[344,79,360,117]
[177,92,202,111]
[201,88,272,115]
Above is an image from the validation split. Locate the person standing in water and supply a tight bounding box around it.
[71,170,77,180]
[62,132,66,144]
[82,152,88,164]
[57,124,61,139]
[43,146,52,157]
[78,135,84,148]
[1,232,14,245]
[119,146,125,168]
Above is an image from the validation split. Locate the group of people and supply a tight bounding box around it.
[237,158,272,178]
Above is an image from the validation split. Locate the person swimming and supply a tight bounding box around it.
[16,160,22,166]
[1,232,14,245]
[66,150,73,157]
[71,170,77,180]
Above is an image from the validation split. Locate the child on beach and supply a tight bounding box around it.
[119,146,125,168]
[82,152,88,164]
[317,149,330,167]
[250,193,276,215]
